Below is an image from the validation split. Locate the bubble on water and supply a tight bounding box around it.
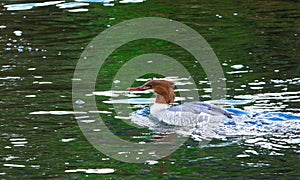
[216,14,223,18]
[231,64,244,70]
[145,160,158,165]
[113,80,120,84]
[18,45,24,52]
[75,99,85,105]
[13,30,22,36]
[60,138,76,142]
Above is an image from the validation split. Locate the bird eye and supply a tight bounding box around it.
[146,84,152,88]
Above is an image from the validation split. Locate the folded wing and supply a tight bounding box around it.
[168,102,233,118]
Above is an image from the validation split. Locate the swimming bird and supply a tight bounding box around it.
[128,80,233,127]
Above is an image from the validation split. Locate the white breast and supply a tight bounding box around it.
[150,103,169,115]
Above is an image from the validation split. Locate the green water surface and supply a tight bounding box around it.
[0,0,299,179]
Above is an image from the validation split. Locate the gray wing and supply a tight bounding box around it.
[169,102,233,118]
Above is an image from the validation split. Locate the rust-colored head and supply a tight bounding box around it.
[128,80,175,104]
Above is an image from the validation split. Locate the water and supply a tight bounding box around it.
[0,0,299,178]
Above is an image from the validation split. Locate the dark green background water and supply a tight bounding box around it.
[0,0,299,179]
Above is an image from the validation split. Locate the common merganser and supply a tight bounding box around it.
[128,80,233,127]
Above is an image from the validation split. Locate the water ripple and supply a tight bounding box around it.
[4,0,146,11]
[4,1,65,11]
[65,168,115,174]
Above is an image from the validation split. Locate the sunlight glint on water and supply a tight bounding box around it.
[0,0,299,178]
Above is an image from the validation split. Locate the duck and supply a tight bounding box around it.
[128,80,233,127]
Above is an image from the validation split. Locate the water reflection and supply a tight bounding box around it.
[4,1,65,10]
[9,138,28,147]
[29,111,86,115]
[56,2,89,9]
[240,133,300,157]
[3,164,26,168]
[65,168,115,174]
[3,0,146,11]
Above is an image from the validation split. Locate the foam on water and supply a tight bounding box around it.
[130,105,300,155]
[94,76,299,143]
